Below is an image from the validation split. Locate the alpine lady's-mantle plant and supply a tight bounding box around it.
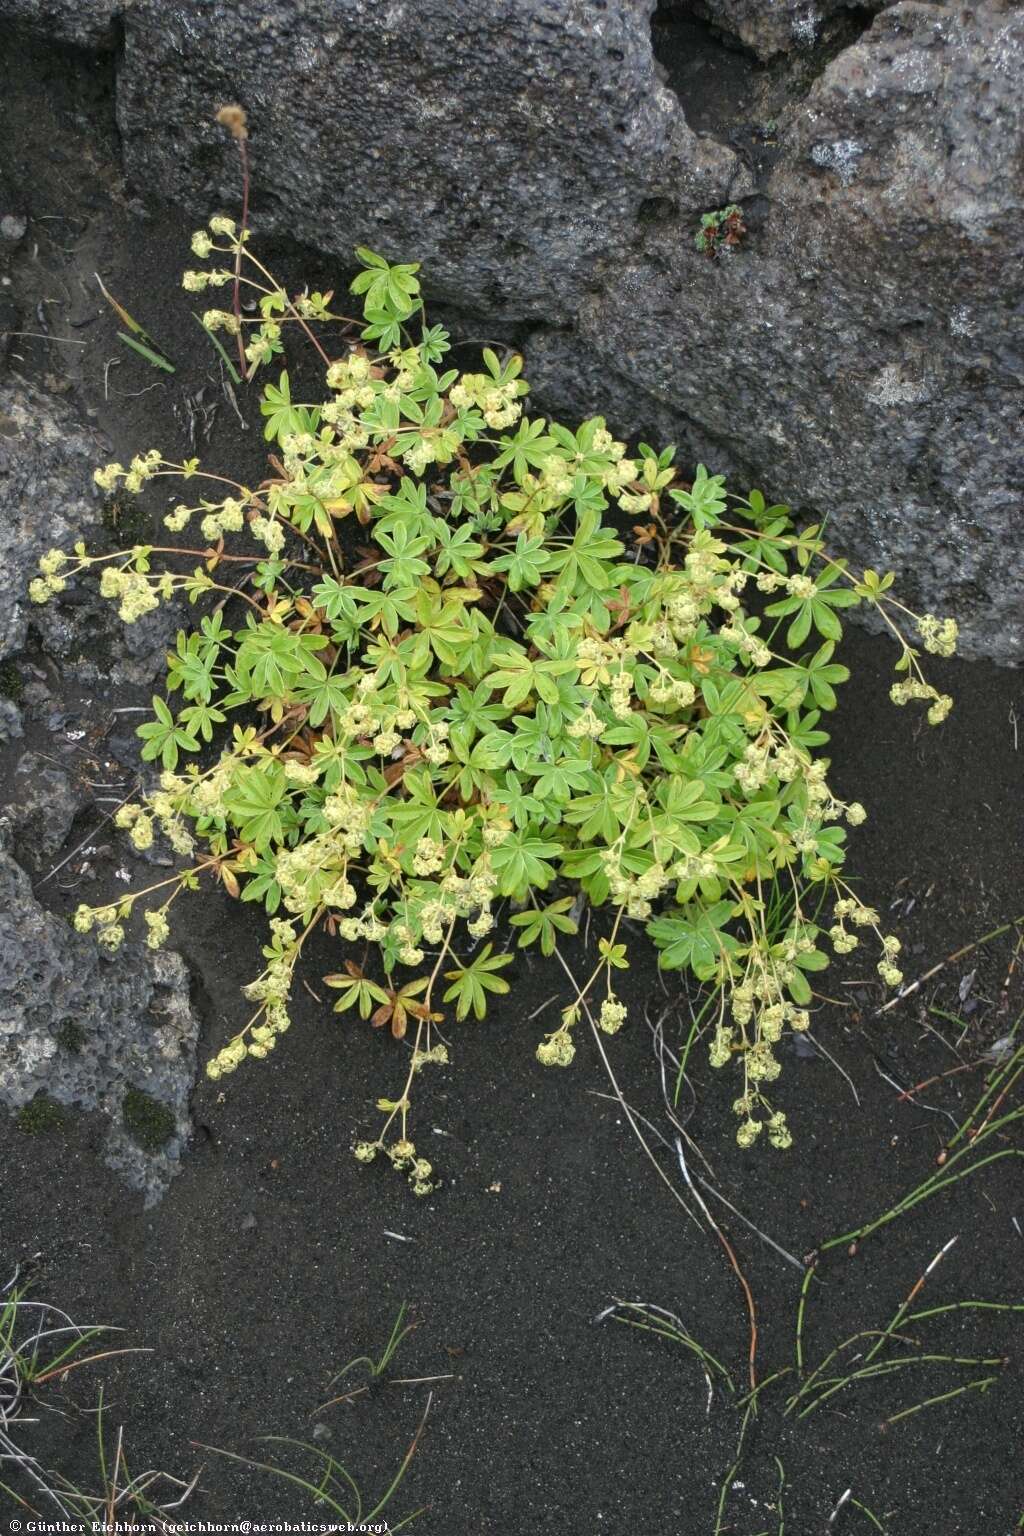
[33,223,959,1184]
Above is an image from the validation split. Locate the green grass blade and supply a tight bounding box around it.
[117,332,175,373]
[192,312,242,384]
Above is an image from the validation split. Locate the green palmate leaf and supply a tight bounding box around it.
[490,532,557,592]
[647,901,739,980]
[325,969,390,1019]
[350,251,422,318]
[412,591,472,667]
[669,462,729,529]
[442,945,514,1020]
[525,753,594,804]
[239,853,283,914]
[509,897,578,956]
[492,416,556,478]
[222,762,290,851]
[496,771,547,831]
[260,371,319,443]
[296,672,351,728]
[489,831,561,898]
[598,938,629,970]
[179,700,227,741]
[136,695,200,770]
[432,520,491,581]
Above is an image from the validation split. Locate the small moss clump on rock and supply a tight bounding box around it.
[122,1087,175,1151]
[0,660,24,701]
[56,1019,85,1052]
[16,1095,66,1134]
[101,491,151,543]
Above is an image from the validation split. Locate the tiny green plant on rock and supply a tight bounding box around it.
[31,222,959,1177]
[695,205,746,258]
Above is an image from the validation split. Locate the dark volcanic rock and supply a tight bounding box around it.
[0,836,199,1203]
[528,2,1024,661]
[115,0,750,321]
[0,0,121,48]
[0,377,103,660]
[678,0,886,60]
[0,377,182,681]
[10,751,84,862]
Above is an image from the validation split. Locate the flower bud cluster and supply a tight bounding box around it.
[916,614,958,657]
[602,855,670,920]
[598,996,627,1034]
[890,677,953,725]
[99,565,162,624]
[450,372,523,430]
[354,1138,437,1195]
[28,548,70,606]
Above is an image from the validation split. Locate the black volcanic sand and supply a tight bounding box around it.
[1,28,1022,1536]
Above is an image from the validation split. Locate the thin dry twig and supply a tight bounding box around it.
[876,916,1024,1017]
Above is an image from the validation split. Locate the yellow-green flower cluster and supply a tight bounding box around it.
[876,934,903,987]
[567,706,605,741]
[536,1028,575,1067]
[99,565,162,624]
[201,309,241,335]
[182,268,233,293]
[275,832,357,916]
[115,803,155,851]
[322,787,373,847]
[916,614,958,657]
[251,514,286,553]
[603,853,670,920]
[449,371,523,430]
[735,1107,792,1150]
[337,905,389,944]
[326,350,375,395]
[354,1137,437,1195]
[889,677,953,724]
[245,321,282,370]
[190,215,248,259]
[28,548,70,605]
[73,903,124,951]
[144,909,170,949]
[412,836,445,877]
[598,996,627,1034]
[648,672,697,710]
[412,1042,450,1071]
[208,919,297,1079]
[93,449,161,496]
[199,497,246,542]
